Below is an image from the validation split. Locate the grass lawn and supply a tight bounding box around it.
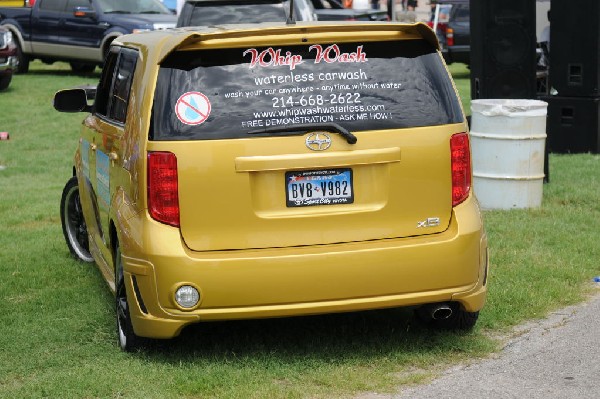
[448,63,471,114]
[0,61,599,398]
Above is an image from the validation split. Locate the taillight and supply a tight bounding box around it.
[450,133,471,207]
[427,22,447,33]
[148,152,180,227]
[446,28,454,46]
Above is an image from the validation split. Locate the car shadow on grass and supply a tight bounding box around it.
[140,307,482,363]
[25,69,102,78]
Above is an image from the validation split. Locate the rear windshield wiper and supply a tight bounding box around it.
[248,122,357,144]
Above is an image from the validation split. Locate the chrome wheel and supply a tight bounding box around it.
[60,177,93,262]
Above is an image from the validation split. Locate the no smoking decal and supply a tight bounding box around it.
[175,92,212,125]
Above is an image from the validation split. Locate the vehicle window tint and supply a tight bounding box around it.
[66,0,91,10]
[110,50,137,123]
[94,47,138,124]
[39,0,68,11]
[94,48,118,117]
[311,0,343,9]
[96,0,169,13]
[452,5,469,22]
[152,40,462,141]
[187,0,288,25]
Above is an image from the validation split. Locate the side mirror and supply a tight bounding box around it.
[54,88,93,113]
[73,6,97,19]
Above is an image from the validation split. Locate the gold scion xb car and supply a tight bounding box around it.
[55,16,488,351]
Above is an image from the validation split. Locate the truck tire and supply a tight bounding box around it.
[0,75,11,91]
[15,40,29,74]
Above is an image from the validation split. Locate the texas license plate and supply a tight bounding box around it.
[286,168,354,207]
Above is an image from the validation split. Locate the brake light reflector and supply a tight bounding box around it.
[450,133,471,207]
[148,152,180,227]
[446,28,455,47]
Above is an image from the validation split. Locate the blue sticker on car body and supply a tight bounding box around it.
[96,150,110,210]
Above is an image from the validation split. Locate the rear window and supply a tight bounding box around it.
[96,0,171,14]
[451,5,469,22]
[183,0,289,25]
[151,39,463,141]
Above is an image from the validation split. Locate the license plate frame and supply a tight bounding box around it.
[285,168,354,208]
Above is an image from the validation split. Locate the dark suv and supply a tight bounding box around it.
[429,0,470,65]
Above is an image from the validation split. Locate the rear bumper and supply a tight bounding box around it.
[119,196,488,339]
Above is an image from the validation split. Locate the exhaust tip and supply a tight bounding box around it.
[431,304,453,320]
[418,303,454,321]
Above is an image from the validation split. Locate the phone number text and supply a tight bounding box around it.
[272,93,361,108]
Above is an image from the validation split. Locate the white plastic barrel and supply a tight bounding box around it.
[470,99,548,210]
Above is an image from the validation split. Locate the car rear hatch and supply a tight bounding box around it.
[148,23,466,252]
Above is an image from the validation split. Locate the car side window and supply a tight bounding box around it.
[94,48,118,118]
[452,5,469,22]
[39,0,68,11]
[66,0,91,10]
[94,47,138,125]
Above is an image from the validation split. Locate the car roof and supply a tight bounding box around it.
[114,21,439,64]
[183,0,291,2]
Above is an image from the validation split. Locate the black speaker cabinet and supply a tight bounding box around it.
[549,0,600,97]
[470,0,537,100]
[543,96,600,154]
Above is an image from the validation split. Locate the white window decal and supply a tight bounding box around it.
[175,92,212,125]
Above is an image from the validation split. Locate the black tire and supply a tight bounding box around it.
[14,39,29,74]
[69,62,96,74]
[60,177,94,263]
[0,74,11,91]
[416,302,479,331]
[115,243,141,352]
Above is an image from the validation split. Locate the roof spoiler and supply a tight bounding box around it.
[158,22,441,63]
